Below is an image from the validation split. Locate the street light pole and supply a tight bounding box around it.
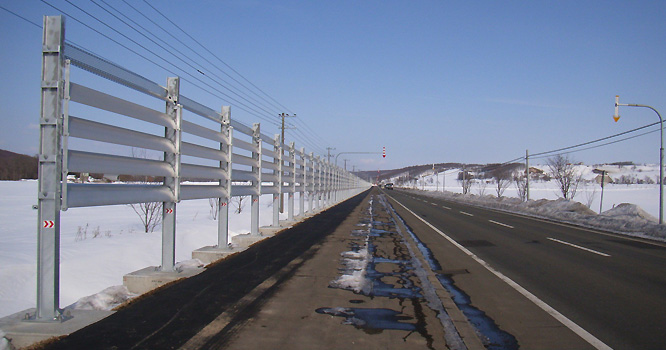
[615,96,664,224]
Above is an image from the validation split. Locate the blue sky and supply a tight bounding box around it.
[1,1,665,170]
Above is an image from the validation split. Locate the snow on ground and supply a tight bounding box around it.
[396,164,666,240]
[0,180,294,318]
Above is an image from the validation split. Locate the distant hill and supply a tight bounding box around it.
[354,162,483,183]
[0,149,38,180]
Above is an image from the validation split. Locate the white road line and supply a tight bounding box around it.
[390,198,612,350]
[430,202,438,205]
[547,238,611,257]
[460,211,474,217]
[489,220,514,229]
[442,206,451,210]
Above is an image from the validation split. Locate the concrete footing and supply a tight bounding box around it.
[0,308,114,349]
[231,233,269,247]
[123,266,205,295]
[192,246,241,265]
[259,226,284,236]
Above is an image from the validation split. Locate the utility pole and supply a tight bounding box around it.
[326,147,336,163]
[434,164,438,191]
[279,113,295,213]
[599,170,606,214]
[525,149,530,201]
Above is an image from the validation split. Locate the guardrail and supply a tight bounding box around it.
[35,16,369,321]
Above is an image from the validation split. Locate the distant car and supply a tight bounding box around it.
[384,183,394,190]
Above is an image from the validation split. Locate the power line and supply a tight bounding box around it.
[142,0,296,116]
[531,121,660,157]
[531,127,660,160]
[61,0,279,126]
[0,4,42,28]
[121,0,287,116]
[98,0,283,118]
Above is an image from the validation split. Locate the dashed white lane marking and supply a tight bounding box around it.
[389,197,613,350]
[441,206,451,210]
[489,220,514,229]
[547,237,611,257]
[459,211,474,217]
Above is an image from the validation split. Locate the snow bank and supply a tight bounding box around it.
[66,285,135,311]
[0,329,13,350]
[330,240,372,295]
[402,189,666,241]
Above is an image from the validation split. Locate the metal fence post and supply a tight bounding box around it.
[315,156,322,210]
[251,123,261,235]
[299,147,306,216]
[161,77,180,271]
[324,163,330,207]
[218,106,232,248]
[272,134,281,227]
[36,15,65,322]
[288,142,296,221]
[308,152,315,213]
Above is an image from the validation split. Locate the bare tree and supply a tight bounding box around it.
[232,195,248,213]
[492,167,513,198]
[458,170,473,195]
[130,202,162,233]
[128,147,163,233]
[547,154,584,200]
[583,185,597,209]
[515,175,528,202]
[477,181,488,196]
[209,198,220,220]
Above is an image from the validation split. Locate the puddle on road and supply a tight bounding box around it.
[316,307,416,333]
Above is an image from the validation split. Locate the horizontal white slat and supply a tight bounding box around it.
[181,142,229,162]
[231,185,258,197]
[65,45,168,101]
[261,186,278,195]
[181,163,226,180]
[67,183,173,207]
[181,121,226,143]
[180,184,228,200]
[262,162,279,171]
[262,148,278,159]
[262,173,278,182]
[69,83,174,129]
[232,138,257,153]
[232,154,258,167]
[69,116,175,153]
[231,169,258,182]
[68,150,174,177]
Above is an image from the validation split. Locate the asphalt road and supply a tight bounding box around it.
[385,189,666,349]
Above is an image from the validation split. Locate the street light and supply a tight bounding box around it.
[615,95,664,224]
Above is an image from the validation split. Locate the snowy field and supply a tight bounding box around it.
[405,164,661,219]
[0,180,296,318]
[391,164,666,242]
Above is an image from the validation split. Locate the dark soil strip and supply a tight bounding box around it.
[38,190,369,350]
